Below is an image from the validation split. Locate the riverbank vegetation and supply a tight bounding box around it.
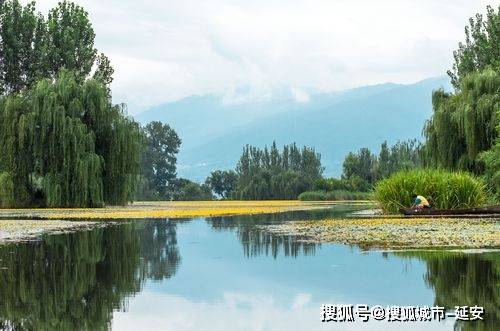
[374,169,488,213]
[372,6,500,211]
[421,5,499,200]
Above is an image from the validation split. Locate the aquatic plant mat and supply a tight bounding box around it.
[0,200,372,220]
[0,220,100,243]
[259,218,500,249]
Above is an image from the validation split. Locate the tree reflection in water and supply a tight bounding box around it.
[208,213,319,258]
[395,251,499,331]
[0,220,181,330]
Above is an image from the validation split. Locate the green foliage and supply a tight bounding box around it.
[0,0,113,94]
[46,1,97,81]
[298,190,371,201]
[0,171,14,207]
[374,169,488,213]
[0,71,141,207]
[479,139,500,199]
[424,70,499,173]
[0,0,46,94]
[424,6,500,199]
[232,142,324,200]
[342,148,377,185]
[396,251,499,331]
[138,121,181,200]
[205,170,237,199]
[172,178,213,201]
[341,140,423,191]
[448,5,500,89]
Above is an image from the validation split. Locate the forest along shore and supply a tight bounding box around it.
[259,217,500,249]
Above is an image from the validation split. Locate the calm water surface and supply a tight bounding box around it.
[0,205,497,330]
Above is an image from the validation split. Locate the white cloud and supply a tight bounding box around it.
[291,87,310,103]
[27,0,498,113]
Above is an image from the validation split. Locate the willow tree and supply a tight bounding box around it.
[423,5,500,198]
[424,69,499,173]
[0,71,141,207]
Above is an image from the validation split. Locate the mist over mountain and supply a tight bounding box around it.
[135,76,452,181]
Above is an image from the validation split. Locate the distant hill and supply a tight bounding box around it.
[135,76,452,181]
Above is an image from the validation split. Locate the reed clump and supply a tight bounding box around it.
[374,169,488,213]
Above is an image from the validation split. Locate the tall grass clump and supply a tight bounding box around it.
[298,190,372,201]
[374,169,488,213]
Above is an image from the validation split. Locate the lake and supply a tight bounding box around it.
[0,205,497,330]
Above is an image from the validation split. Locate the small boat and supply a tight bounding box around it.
[400,205,500,216]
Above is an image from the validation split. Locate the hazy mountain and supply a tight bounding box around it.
[135,76,452,181]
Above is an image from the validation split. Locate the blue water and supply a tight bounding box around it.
[0,207,497,330]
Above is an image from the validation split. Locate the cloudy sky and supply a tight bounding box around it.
[31,0,497,114]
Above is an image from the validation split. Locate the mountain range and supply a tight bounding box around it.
[135,76,452,181]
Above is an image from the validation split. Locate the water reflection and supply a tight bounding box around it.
[0,208,497,330]
[395,251,499,331]
[207,206,363,258]
[0,221,182,330]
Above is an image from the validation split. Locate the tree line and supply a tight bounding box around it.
[200,142,323,200]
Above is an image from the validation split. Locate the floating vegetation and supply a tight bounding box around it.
[0,200,366,220]
[0,219,98,243]
[260,217,500,249]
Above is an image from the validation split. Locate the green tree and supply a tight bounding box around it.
[140,121,181,199]
[0,71,141,207]
[0,0,47,94]
[206,170,237,199]
[172,178,213,201]
[424,69,499,173]
[342,148,377,188]
[46,1,97,81]
[377,141,391,179]
[448,5,500,89]
[232,142,323,199]
[0,0,114,94]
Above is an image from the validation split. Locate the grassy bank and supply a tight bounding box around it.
[298,190,371,201]
[374,169,488,213]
